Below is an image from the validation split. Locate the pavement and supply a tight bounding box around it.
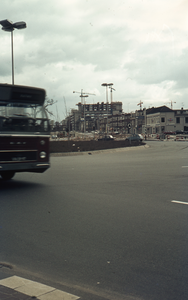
[0,143,149,300]
[0,142,155,300]
[0,276,80,300]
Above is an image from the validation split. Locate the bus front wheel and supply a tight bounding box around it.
[0,171,15,180]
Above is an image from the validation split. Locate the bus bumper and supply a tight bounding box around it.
[0,162,50,173]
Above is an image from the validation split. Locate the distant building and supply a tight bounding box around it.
[75,101,123,132]
[77,101,122,116]
[70,109,81,131]
[146,106,174,134]
[129,110,146,134]
[174,108,188,132]
[57,102,188,135]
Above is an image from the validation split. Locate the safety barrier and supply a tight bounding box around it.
[176,135,188,141]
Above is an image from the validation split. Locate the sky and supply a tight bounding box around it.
[0,0,188,121]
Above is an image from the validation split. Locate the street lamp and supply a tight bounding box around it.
[0,19,27,85]
[82,95,88,133]
[73,89,95,133]
[101,83,113,135]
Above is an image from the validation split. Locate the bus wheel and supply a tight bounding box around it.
[1,171,15,180]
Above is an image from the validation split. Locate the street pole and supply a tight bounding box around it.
[0,19,26,85]
[11,31,14,85]
[109,86,115,132]
[106,86,109,135]
[83,96,88,133]
[73,90,95,134]
[101,83,113,136]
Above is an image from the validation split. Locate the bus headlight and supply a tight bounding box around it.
[40,151,46,159]
[40,140,45,145]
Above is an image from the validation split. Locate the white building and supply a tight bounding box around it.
[146,106,175,134]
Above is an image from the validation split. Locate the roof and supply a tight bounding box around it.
[146,105,173,115]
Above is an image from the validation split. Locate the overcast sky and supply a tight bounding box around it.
[0,0,188,120]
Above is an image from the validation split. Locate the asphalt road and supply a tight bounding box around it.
[1,141,188,300]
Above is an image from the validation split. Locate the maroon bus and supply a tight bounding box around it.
[0,83,50,180]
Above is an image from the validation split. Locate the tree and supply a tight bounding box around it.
[44,97,58,117]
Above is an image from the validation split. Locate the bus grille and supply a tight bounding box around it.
[0,150,37,163]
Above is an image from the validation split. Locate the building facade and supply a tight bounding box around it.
[174,108,188,132]
[74,101,123,132]
[146,106,174,134]
[58,104,188,135]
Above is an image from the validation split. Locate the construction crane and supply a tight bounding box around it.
[73,89,96,133]
[73,89,95,104]
[137,100,143,110]
[164,100,176,109]
[63,96,68,118]
[109,86,116,103]
[169,100,176,109]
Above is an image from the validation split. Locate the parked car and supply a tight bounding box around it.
[126,134,143,142]
[176,130,188,135]
[98,135,114,141]
[164,131,176,135]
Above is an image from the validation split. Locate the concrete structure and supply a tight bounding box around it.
[77,101,122,116]
[75,101,123,132]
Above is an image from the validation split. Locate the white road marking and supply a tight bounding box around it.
[171,200,188,205]
[0,275,80,300]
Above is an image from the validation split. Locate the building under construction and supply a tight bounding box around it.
[70,101,123,132]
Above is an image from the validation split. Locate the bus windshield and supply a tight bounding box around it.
[0,102,50,133]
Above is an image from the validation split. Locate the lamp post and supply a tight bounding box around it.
[0,19,27,85]
[101,83,113,135]
[73,89,95,133]
[109,86,116,132]
[82,95,88,133]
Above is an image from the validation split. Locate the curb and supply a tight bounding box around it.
[50,144,149,157]
[0,276,79,300]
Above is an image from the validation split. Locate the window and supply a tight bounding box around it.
[176,117,180,124]
[161,117,165,122]
[185,117,188,123]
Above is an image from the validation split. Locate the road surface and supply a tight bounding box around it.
[1,141,188,299]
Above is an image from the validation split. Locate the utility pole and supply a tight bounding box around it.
[109,86,116,132]
[101,83,113,135]
[73,89,95,132]
[136,101,143,134]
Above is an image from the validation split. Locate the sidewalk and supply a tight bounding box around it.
[0,276,79,300]
[0,284,39,300]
